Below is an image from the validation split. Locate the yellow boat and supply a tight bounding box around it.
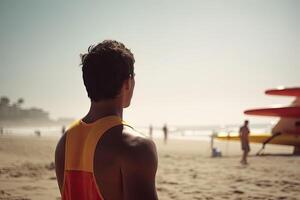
[216,132,300,146]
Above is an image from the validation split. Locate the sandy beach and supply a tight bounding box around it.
[0,135,300,200]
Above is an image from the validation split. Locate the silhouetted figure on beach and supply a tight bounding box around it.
[163,124,168,144]
[55,40,158,200]
[61,125,66,135]
[0,127,3,135]
[239,120,250,165]
[149,124,153,139]
[35,130,41,137]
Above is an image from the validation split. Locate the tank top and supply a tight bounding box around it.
[62,115,124,200]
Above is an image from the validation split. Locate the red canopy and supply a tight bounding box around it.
[244,106,300,118]
[265,87,300,97]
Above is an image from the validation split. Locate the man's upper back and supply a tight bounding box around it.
[55,116,158,200]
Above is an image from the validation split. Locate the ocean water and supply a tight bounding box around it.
[0,124,270,141]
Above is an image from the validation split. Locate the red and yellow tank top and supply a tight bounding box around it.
[62,115,123,200]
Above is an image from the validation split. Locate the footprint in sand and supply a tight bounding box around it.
[161,180,179,185]
[0,189,11,197]
[232,190,244,194]
[255,180,272,187]
[0,190,31,200]
[21,186,45,190]
[235,178,244,183]
[49,176,57,180]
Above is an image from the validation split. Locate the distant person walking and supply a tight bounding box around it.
[163,124,168,144]
[239,120,250,165]
[61,125,66,135]
[35,130,41,137]
[149,124,153,139]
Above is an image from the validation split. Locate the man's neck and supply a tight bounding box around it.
[82,99,123,123]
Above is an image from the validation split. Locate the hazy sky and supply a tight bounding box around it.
[0,0,299,126]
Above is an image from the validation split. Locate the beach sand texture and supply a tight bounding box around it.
[0,135,300,200]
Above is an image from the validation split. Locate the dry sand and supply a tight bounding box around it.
[0,135,300,200]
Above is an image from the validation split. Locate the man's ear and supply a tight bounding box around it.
[123,78,131,90]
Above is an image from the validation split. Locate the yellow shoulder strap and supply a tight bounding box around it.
[65,116,123,172]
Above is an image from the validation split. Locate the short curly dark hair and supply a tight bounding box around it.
[81,40,135,101]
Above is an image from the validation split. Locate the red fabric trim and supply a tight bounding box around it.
[63,171,103,200]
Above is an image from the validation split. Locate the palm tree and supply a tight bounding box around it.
[0,96,10,107]
[17,98,24,107]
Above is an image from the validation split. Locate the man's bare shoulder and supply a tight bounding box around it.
[121,127,155,150]
[120,127,157,168]
[120,127,158,200]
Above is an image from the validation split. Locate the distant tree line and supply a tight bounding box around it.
[0,96,49,121]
